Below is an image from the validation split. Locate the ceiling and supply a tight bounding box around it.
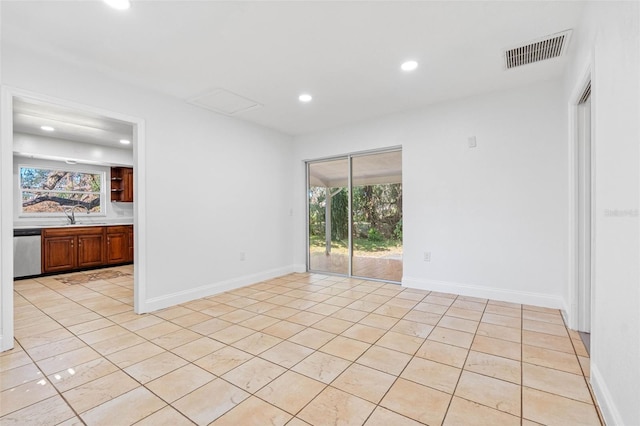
[2,1,585,136]
[13,97,134,150]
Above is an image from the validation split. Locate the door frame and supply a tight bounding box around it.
[0,87,147,352]
[567,66,594,332]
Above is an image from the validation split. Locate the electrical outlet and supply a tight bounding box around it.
[424,251,431,262]
[240,252,246,261]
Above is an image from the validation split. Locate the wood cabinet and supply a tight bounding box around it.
[42,225,132,274]
[110,167,134,202]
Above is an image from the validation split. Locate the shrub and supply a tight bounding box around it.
[368,228,383,242]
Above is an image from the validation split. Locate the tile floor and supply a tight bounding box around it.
[1,266,604,425]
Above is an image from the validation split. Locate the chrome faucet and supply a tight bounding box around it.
[63,205,89,225]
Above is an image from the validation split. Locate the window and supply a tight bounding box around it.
[19,166,104,215]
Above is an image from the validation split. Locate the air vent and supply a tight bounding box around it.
[578,81,591,104]
[187,88,262,115]
[504,30,572,69]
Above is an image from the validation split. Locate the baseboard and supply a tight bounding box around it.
[402,277,564,309]
[591,362,624,426]
[141,265,297,313]
[292,263,307,273]
[0,334,15,353]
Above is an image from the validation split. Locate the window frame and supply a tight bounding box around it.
[18,163,107,217]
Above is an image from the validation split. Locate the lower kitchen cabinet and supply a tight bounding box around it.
[42,225,132,274]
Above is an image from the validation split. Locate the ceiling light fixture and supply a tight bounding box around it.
[40,126,55,132]
[119,139,131,145]
[104,0,131,10]
[401,60,419,72]
[298,94,313,103]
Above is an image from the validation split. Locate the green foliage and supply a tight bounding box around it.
[368,228,383,242]
[394,219,403,241]
[330,188,348,240]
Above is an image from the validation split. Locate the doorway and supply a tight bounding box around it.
[307,148,402,282]
[0,88,146,352]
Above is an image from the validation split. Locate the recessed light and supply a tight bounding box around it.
[298,94,313,103]
[119,139,131,145]
[104,0,131,10]
[40,126,55,132]
[401,60,419,72]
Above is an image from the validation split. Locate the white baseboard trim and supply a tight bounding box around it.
[292,264,307,274]
[591,362,623,426]
[402,277,564,309]
[0,334,15,353]
[140,265,297,313]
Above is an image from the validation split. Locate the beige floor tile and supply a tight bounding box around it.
[428,326,474,349]
[578,355,590,377]
[188,317,234,335]
[0,351,33,372]
[472,335,522,361]
[146,363,215,402]
[106,341,166,368]
[0,362,44,391]
[211,396,292,426]
[311,317,354,334]
[451,299,486,312]
[523,330,574,354]
[292,351,351,384]
[78,325,129,345]
[153,306,195,321]
[523,363,592,403]
[444,396,521,426]
[522,309,564,324]
[391,319,434,338]
[150,328,201,350]
[439,315,479,333]
[446,307,483,321]
[256,370,326,414]
[288,328,336,349]
[464,350,521,384]
[209,324,256,344]
[262,320,307,339]
[455,371,521,416]
[173,378,249,425]
[91,331,146,356]
[306,302,342,316]
[170,336,225,362]
[523,344,582,375]
[124,351,188,384]
[170,311,213,327]
[0,377,58,417]
[0,395,76,425]
[67,318,114,336]
[194,345,253,375]
[239,313,281,331]
[298,386,376,426]
[49,356,118,393]
[356,345,411,375]
[481,312,522,329]
[37,346,102,375]
[120,314,165,331]
[414,302,448,315]
[332,363,396,404]
[380,378,451,424]
[319,335,371,361]
[401,356,461,393]
[16,327,74,350]
[333,308,369,322]
[523,319,568,337]
[80,386,165,424]
[415,340,469,368]
[364,406,423,425]
[287,311,325,326]
[25,336,87,361]
[372,304,411,318]
[62,370,139,413]
[376,331,424,354]
[341,323,386,343]
[135,405,194,425]
[484,304,522,318]
[231,331,282,355]
[223,357,286,392]
[219,308,258,323]
[260,341,314,368]
[135,321,183,340]
[523,387,601,425]
[476,322,521,343]
[263,305,301,320]
[424,295,455,307]
[360,313,399,330]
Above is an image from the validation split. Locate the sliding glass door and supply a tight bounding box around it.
[307,149,402,282]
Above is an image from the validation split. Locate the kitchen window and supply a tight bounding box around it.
[19,165,104,215]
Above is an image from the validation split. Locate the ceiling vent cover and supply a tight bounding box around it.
[504,30,572,69]
[187,88,262,116]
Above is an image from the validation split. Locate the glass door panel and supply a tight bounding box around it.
[351,151,402,281]
[308,159,350,275]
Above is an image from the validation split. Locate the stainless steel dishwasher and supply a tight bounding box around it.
[13,228,42,278]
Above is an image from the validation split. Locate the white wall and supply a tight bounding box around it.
[1,42,294,322]
[293,79,568,308]
[564,2,640,424]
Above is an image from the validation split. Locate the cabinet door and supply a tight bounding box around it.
[123,168,134,202]
[107,231,128,264]
[42,236,76,273]
[127,226,134,262]
[77,233,105,268]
